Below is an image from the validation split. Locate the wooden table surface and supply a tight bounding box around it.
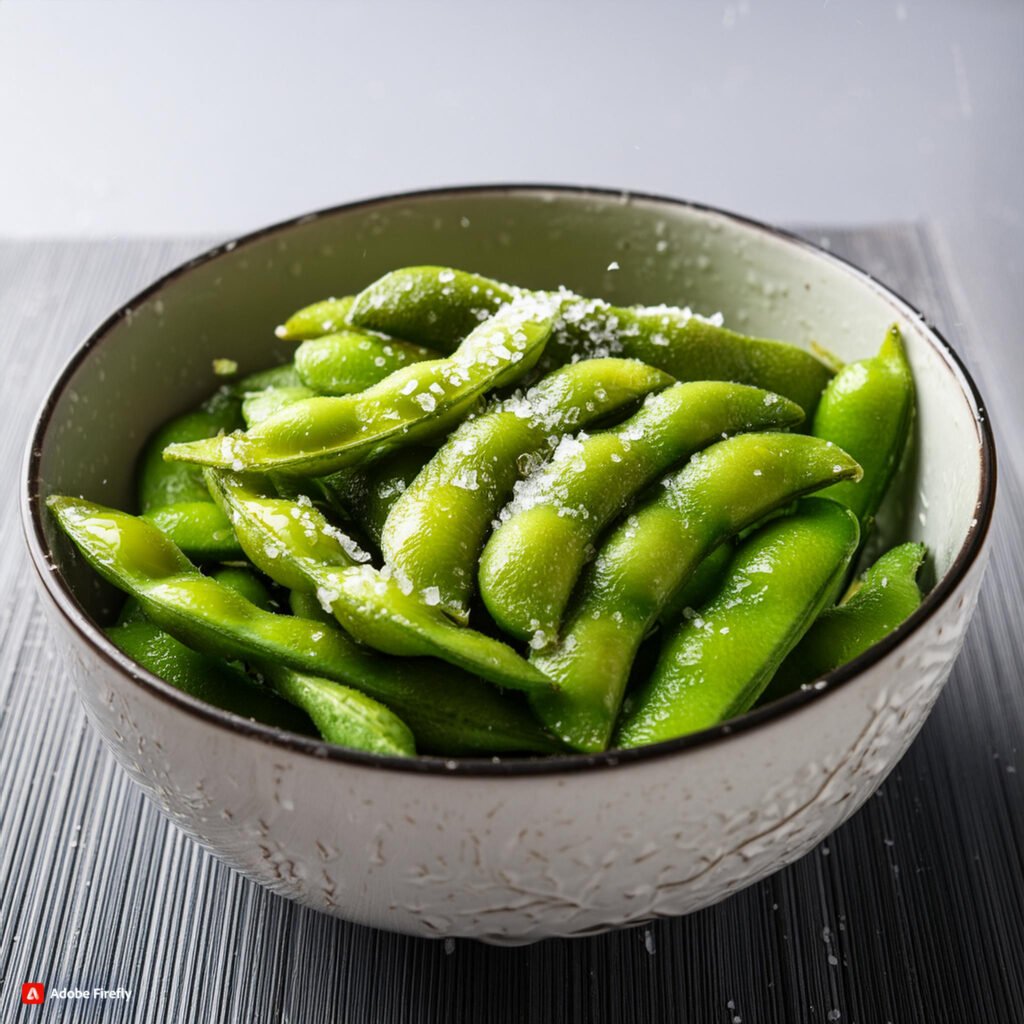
[1,225,1021,1022]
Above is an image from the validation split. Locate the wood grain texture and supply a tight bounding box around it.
[0,228,1020,1022]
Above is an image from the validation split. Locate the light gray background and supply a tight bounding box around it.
[3,0,1021,449]
[2,0,1020,235]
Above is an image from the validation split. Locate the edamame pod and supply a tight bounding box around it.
[658,542,734,626]
[49,497,560,755]
[615,499,860,747]
[165,295,556,476]
[382,358,674,620]
[258,663,416,756]
[350,268,514,351]
[811,324,914,530]
[479,382,804,641]
[242,385,316,427]
[275,296,355,342]
[762,541,926,702]
[205,472,372,591]
[106,621,314,733]
[349,267,834,414]
[295,332,438,395]
[289,586,336,625]
[140,501,243,561]
[138,390,242,509]
[322,445,436,547]
[210,565,275,610]
[530,433,863,751]
[233,363,303,395]
[204,471,555,694]
[137,390,244,560]
[116,596,147,626]
[610,305,832,417]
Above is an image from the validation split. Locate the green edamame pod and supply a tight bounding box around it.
[205,472,372,591]
[49,497,560,755]
[530,433,863,752]
[242,385,316,428]
[140,501,242,561]
[106,621,314,733]
[204,471,554,694]
[811,324,915,530]
[762,541,926,702]
[350,268,514,351]
[137,390,244,560]
[233,363,303,395]
[258,663,416,756]
[658,541,734,626]
[289,586,336,625]
[322,445,436,547]
[615,499,860,747]
[116,596,147,625]
[165,295,556,476]
[382,358,674,620]
[138,390,242,509]
[612,305,832,417]
[210,565,275,611]
[479,382,804,641]
[349,267,834,414]
[295,332,438,395]
[275,296,355,342]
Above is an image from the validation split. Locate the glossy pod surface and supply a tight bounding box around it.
[350,268,513,351]
[259,663,417,757]
[49,496,559,755]
[275,296,355,342]
[105,620,313,733]
[530,434,863,751]
[321,446,436,548]
[165,295,556,476]
[811,324,915,530]
[763,540,927,701]
[137,391,244,560]
[616,499,861,747]
[478,381,804,641]
[350,266,835,414]
[204,471,554,694]
[139,501,242,561]
[381,358,673,619]
[241,385,316,427]
[295,332,438,395]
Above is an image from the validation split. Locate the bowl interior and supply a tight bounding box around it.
[29,188,987,652]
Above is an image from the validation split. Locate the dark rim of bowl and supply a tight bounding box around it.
[22,183,997,777]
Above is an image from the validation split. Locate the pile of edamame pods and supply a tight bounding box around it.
[50,266,923,758]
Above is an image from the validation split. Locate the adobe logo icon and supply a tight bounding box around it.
[21,983,45,1005]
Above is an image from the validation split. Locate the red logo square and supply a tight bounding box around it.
[21,983,45,1005]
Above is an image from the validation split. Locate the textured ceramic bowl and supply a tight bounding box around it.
[23,186,996,943]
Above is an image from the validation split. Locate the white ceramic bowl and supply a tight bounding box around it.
[22,186,996,943]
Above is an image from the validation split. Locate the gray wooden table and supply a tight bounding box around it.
[2,226,1021,1022]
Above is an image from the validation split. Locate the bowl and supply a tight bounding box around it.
[22,186,996,943]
